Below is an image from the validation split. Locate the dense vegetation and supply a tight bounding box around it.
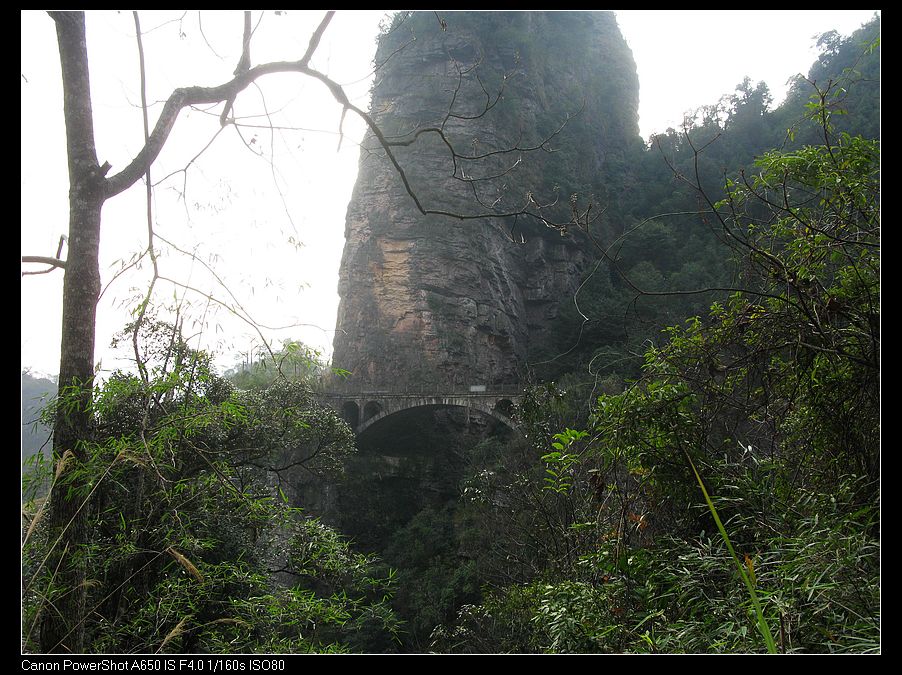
[23,13,878,654]
[22,325,400,653]
[435,108,879,653]
[530,15,880,385]
[380,15,880,653]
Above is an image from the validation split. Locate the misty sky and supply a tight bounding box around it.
[21,10,878,378]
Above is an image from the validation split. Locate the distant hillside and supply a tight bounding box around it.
[533,13,880,381]
[22,370,56,462]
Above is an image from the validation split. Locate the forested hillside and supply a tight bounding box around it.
[433,15,879,653]
[531,15,880,388]
[436,126,879,653]
[21,371,55,462]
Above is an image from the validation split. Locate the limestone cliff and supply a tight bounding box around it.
[332,11,639,389]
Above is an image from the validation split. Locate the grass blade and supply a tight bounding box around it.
[683,448,777,654]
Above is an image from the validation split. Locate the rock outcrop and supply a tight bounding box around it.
[332,11,639,389]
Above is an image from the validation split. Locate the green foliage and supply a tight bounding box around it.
[541,428,588,494]
[226,379,356,478]
[379,505,481,650]
[22,324,399,654]
[590,119,878,652]
[681,450,776,652]
[22,371,58,504]
[537,15,879,386]
[365,17,880,654]
[430,583,547,653]
[462,385,601,581]
[778,15,880,144]
[436,88,879,653]
[225,339,333,392]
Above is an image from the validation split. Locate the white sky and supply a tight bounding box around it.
[21,10,878,378]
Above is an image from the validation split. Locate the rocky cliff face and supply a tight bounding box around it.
[332,11,639,389]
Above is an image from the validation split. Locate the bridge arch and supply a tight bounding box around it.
[362,400,383,423]
[341,401,360,428]
[493,398,515,417]
[356,398,517,436]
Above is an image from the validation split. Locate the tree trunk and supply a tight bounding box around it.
[40,11,105,654]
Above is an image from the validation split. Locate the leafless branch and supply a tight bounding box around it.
[131,11,159,389]
[299,10,334,67]
[197,11,225,59]
[220,11,253,126]
[248,80,300,236]
[444,57,509,123]
[23,227,67,277]
[152,234,326,343]
[152,125,226,188]
[139,11,188,37]
[22,256,66,274]
[105,14,340,199]
[102,11,583,237]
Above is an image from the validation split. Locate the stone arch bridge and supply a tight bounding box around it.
[318,387,522,436]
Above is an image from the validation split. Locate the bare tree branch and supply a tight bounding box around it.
[23,235,67,275]
[105,22,364,201]
[104,9,580,236]
[152,125,226,188]
[103,57,333,199]
[197,11,225,59]
[22,256,66,273]
[299,10,334,66]
[220,11,253,125]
